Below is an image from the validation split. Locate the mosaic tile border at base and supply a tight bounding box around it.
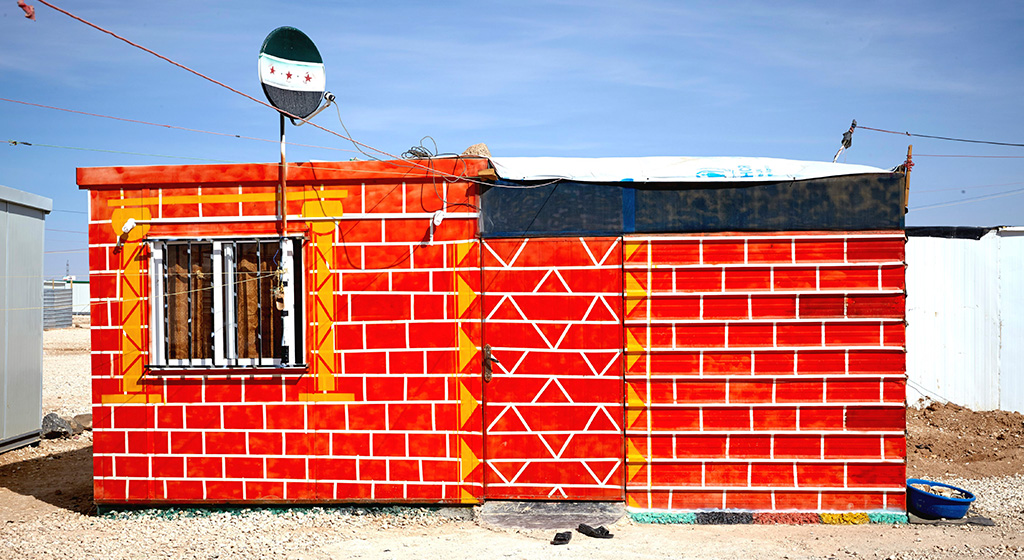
[628,510,909,525]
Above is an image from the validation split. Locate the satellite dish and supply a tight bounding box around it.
[258,27,325,120]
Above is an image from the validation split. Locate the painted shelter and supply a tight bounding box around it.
[79,156,907,512]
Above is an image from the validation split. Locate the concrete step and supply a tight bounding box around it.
[478,501,624,530]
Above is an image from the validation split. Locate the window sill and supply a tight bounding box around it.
[145,365,309,376]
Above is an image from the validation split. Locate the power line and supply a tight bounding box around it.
[916,154,1024,159]
[8,140,234,162]
[859,125,1024,148]
[0,97,358,155]
[914,180,1024,194]
[911,186,1024,211]
[35,0,485,187]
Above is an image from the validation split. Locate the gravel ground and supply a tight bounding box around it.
[40,319,92,418]
[1,325,1022,559]
[949,475,1024,528]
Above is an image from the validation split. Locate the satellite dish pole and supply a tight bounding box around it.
[279,108,287,233]
[258,26,328,234]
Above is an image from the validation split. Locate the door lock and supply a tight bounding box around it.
[483,344,501,382]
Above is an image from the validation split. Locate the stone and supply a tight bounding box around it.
[73,413,93,432]
[41,412,73,439]
[461,143,491,158]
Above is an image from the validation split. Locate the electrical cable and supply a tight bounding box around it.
[1,97,359,155]
[8,140,235,163]
[914,180,1024,194]
[35,0,494,187]
[859,125,1024,148]
[911,186,1024,211]
[915,154,1024,159]
[0,269,280,312]
[10,136,488,186]
[905,378,953,405]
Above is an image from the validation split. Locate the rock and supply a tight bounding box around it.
[461,143,491,158]
[67,418,86,435]
[73,413,93,432]
[40,412,73,439]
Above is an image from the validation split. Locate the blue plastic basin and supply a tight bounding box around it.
[906,478,975,520]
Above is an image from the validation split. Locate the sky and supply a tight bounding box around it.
[2,0,1023,279]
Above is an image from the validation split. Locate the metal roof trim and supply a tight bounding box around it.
[0,184,53,213]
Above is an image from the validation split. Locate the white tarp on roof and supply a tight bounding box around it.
[488,156,891,183]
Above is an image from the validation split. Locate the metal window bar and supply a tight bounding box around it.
[256,239,263,364]
[209,243,217,362]
[187,240,193,366]
[228,241,238,366]
[162,241,169,366]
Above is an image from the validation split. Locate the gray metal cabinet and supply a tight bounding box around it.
[0,185,52,453]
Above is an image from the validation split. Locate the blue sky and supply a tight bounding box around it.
[2,0,1023,278]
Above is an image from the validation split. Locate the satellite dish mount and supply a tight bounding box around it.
[259,26,329,233]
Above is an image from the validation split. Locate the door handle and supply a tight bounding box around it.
[483,344,501,382]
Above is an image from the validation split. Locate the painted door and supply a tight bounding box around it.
[480,237,624,500]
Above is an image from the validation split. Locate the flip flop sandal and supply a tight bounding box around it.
[577,523,613,539]
[551,531,572,545]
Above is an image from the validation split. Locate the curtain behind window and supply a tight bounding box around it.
[166,243,213,360]
[235,241,284,359]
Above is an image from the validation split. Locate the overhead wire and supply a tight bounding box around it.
[911,186,1024,211]
[0,269,281,312]
[858,125,1024,148]
[1,97,359,155]
[913,180,1024,194]
[8,140,235,163]
[34,0,498,188]
[916,154,1024,159]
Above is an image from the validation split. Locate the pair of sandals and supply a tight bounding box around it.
[551,523,614,545]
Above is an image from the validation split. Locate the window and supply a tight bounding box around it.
[149,237,304,368]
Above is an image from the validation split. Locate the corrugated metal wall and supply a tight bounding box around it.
[0,186,51,453]
[43,285,73,329]
[906,229,1024,413]
[998,230,1024,413]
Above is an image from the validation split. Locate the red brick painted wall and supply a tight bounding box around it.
[83,162,906,511]
[623,232,907,512]
[83,160,486,504]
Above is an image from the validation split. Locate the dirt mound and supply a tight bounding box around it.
[907,400,1024,479]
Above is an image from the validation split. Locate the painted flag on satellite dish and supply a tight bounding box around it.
[258,27,325,120]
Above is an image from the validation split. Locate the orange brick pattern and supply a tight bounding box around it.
[87,161,486,504]
[623,233,907,512]
[481,238,624,500]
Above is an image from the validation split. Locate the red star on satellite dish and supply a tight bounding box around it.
[269,65,275,74]
[285,71,293,80]
[304,73,312,83]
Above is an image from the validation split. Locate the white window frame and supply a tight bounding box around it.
[149,236,304,368]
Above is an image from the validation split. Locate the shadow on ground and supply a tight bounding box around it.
[0,444,93,515]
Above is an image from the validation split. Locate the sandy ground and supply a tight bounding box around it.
[0,325,1022,559]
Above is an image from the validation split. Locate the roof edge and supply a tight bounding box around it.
[488,156,897,183]
[0,184,53,213]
